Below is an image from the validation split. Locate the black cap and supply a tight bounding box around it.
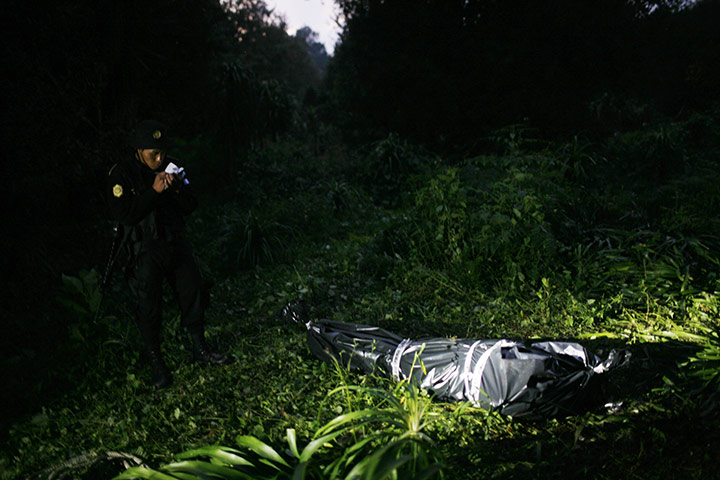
[130,120,175,149]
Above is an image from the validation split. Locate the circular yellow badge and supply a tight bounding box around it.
[113,184,124,198]
[153,130,162,140]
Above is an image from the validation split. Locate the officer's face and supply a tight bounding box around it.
[137,149,166,171]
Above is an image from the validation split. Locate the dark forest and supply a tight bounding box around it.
[2,0,720,478]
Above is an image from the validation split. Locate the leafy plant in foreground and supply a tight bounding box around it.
[58,269,102,320]
[113,379,443,480]
[319,377,442,480]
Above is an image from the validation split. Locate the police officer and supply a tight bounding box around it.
[107,120,229,388]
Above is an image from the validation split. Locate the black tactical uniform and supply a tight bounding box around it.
[107,120,229,388]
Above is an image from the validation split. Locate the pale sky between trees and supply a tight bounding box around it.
[265,0,342,54]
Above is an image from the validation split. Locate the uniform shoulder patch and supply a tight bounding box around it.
[113,184,124,198]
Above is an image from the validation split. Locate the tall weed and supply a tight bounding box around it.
[216,209,291,271]
[359,133,434,204]
[411,167,469,267]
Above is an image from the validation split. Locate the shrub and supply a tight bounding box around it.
[359,133,434,204]
[215,209,291,271]
[603,121,689,181]
[407,161,562,296]
[410,167,469,268]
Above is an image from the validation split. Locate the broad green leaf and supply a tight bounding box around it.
[412,464,443,480]
[366,454,413,480]
[286,428,300,459]
[235,435,290,468]
[313,409,379,438]
[165,473,198,480]
[299,429,347,463]
[164,460,252,480]
[341,436,376,457]
[345,449,411,480]
[176,446,253,467]
[61,274,84,295]
[291,461,308,480]
[324,436,375,479]
[258,458,285,471]
[113,466,180,480]
[348,437,432,480]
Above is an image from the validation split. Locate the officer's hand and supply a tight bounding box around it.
[153,172,168,193]
[166,173,183,191]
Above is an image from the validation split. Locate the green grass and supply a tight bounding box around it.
[3,115,720,479]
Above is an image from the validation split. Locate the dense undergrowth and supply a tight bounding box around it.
[3,112,720,479]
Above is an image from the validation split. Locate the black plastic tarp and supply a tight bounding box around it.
[282,302,629,418]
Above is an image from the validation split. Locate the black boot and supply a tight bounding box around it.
[191,333,231,366]
[147,349,173,388]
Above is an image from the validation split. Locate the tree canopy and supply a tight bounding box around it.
[325,0,720,146]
